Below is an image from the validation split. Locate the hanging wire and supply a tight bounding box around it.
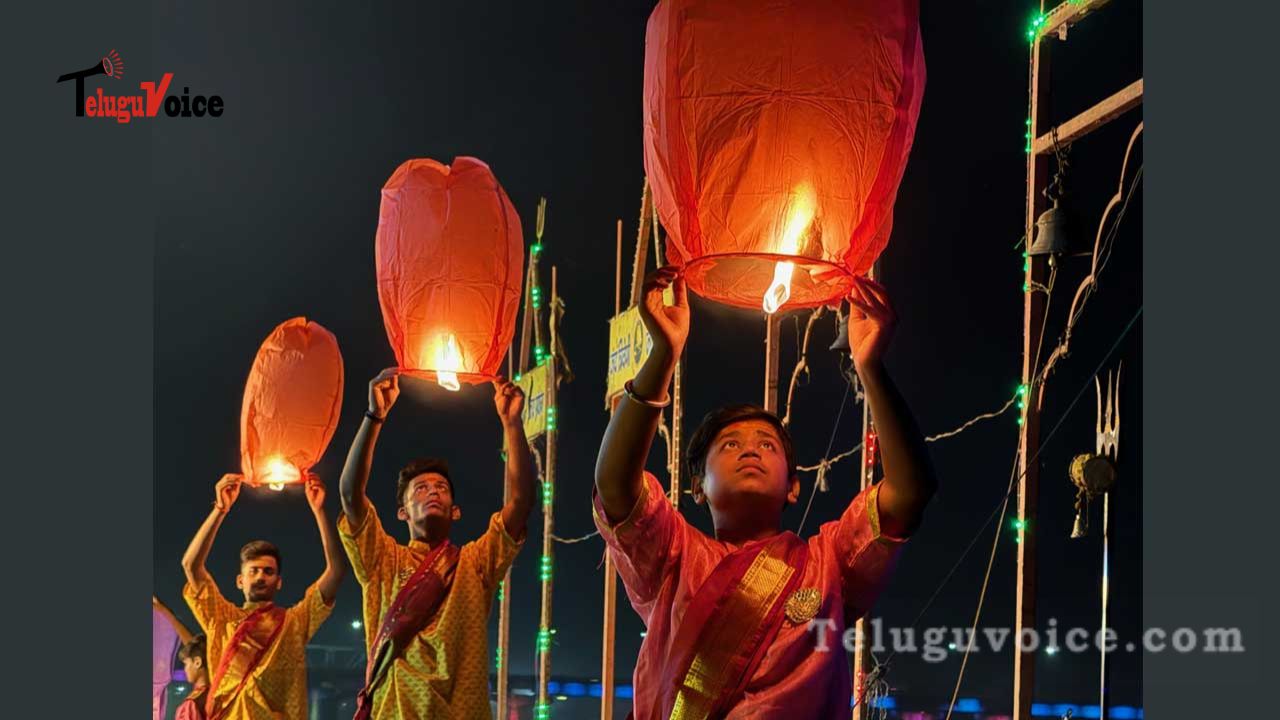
[781,307,825,428]
[551,530,601,544]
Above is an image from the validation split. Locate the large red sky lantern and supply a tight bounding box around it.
[240,317,344,490]
[643,0,925,312]
[375,157,523,391]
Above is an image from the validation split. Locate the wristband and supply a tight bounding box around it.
[365,410,386,424]
[623,379,672,408]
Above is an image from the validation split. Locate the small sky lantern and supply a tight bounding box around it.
[239,317,344,490]
[643,0,926,312]
[376,157,523,390]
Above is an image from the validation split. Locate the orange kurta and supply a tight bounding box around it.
[183,577,333,719]
[339,502,522,720]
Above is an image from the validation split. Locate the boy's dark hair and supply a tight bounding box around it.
[686,404,797,481]
[239,540,282,573]
[396,457,454,507]
[178,634,207,665]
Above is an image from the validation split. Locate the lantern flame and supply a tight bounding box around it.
[435,333,463,392]
[262,456,300,491]
[762,184,817,314]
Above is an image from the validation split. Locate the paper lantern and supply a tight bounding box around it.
[239,317,344,490]
[643,0,925,312]
[375,157,523,390]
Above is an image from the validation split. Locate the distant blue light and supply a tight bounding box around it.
[588,683,603,698]
[547,681,561,694]
[563,682,587,697]
[1031,704,1054,717]
[870,696,896,710]
[617,685,634,699]
[955,698,982,713]
[1053,704,1080,717]
[1111,707,1138,719]
[1080,706,1101,718]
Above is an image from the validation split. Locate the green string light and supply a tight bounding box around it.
[537,626,552,652]
[546,405,557,431]
[540,554,552,581]
[1025,117,1033,153]
[541,481,553,506]
[1025,12,1048,43]
[498,579,504,602]
[535,702,551,719]
[532,242,543,255]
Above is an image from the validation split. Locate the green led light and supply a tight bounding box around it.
[1018,384,1028,396]
[532,243,543,254]
[540,554,553,581]
[1022,283,1030,293]
[1017,416,1025,426]
[542,481,553,506]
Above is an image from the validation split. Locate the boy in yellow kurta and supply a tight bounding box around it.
[181,473,346,720]
[338,370,535,720]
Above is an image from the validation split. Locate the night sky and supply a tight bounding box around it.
[152,1,1143,714]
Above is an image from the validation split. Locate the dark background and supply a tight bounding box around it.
[147,1,1143,717]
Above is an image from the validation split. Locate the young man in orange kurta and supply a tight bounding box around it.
[180,473,345,720]
[339,370,535,720]
[594,268,937,719]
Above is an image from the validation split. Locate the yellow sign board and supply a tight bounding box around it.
[606,304,655,405]
[516,364,549,439]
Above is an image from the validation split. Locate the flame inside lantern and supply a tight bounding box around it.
[262,456,300,491]
[434,333,463,392]
[762,184,818,314]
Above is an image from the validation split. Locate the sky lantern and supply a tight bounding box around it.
[375,157,523,390]
[643,0,925,312]
[239,317,344,491]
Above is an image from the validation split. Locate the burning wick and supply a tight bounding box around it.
[436,333,462,392]
[262,456,300,491]
[762,184,817,314]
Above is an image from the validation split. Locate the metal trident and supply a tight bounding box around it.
[1095,363,1121,459]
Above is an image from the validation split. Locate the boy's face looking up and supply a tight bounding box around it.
[694,418,799,530]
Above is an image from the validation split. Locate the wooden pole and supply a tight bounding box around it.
[763,313,781,413]
[1099,491,1112,718]
[1014,5,1051,716]
[851,265,877,719]
[536,267,560,720]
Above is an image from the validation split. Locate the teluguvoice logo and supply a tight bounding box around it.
[57,49,224,124]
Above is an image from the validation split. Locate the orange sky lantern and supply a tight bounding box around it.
[376,157,523,390]
[239,317,344,490]
[643,0,926,312]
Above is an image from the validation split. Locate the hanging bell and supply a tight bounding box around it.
[1071,509,1088,539]
[1029,198,1070,256]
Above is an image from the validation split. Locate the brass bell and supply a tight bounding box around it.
[1029,198,1070,256]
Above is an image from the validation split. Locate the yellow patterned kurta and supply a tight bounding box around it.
[339,502,523,720]
[183,577,333,719]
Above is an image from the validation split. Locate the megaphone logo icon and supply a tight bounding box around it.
[57,49,124,115]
